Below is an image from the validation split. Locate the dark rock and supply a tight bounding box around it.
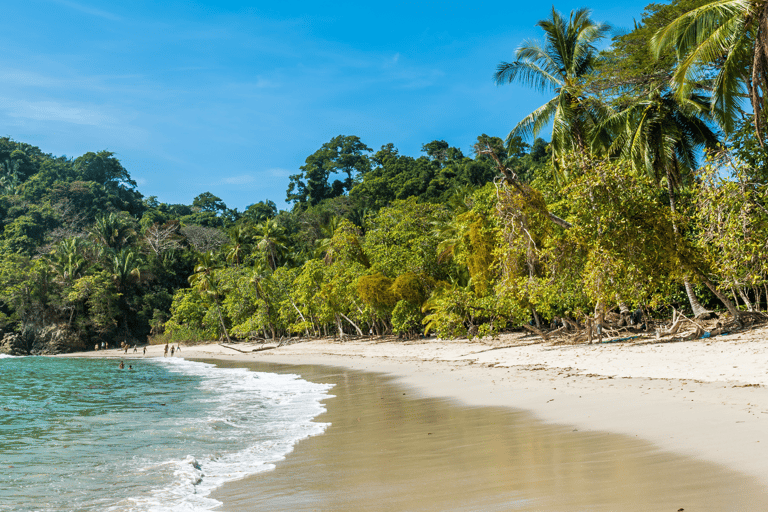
[27,325,87,355]
[0,332,28,356]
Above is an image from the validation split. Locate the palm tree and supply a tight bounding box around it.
[90,213,135,251]
[48,237,89,283]
[253,219,289,270]
[225,225,250,267]
[495,8,611,167]
[313,215,341,262]
[603,89,743,319]
[605,89,718,191]
[188,251,231,342]
[652,0,768,139]
[108,247,144,292]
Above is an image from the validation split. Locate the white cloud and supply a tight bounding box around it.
[2,98,115,126]
[223,175,256,185]
[48,0,120,21]
[267,168,293,178]
[0,69,64,88]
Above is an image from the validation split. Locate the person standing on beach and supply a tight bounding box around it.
[143,346,146,355]
[164,344,169,357]
[170,346,175,357]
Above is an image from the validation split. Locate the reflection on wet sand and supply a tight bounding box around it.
[211,361,768,512]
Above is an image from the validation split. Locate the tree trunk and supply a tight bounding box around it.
[214,299,231,343]
[594,301,606,344]
[287,298,310,337]
[764,283,768,311]
[738,286,754,311]
[699,274,742,324]
[339,312,364,336]
[685,278,713,318]
[335,314,345,339]
[531,307,541,329]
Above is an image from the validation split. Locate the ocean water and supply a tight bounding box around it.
[0,354,334,512]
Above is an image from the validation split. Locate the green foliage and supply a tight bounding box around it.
[357,273,396,310]
[350,138,500,211]
[67,272,119,334]
[391,272,428,305]
[495,7,611,165]
[165,288,217,341]
[391,300,422,336]
[287,135,372,206]
[595,0,710,97]
[422,284,518,339]
[242,200,277,223]
[651,0,768,135]
[363,198,450,279]
[562,157,681,308]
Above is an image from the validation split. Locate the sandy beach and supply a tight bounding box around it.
[68,328,768,508]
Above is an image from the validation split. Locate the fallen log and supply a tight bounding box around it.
[522,324,550,341]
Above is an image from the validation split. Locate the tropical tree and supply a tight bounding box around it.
[225,225,251,267]
[253,218,289,270]
[188,251,231,342]
[495,7,611,166]
[108,248,144,292]
[286,135,372,206]
[652,0,768,138]
[90,212,136,251]
[48,237,90,283]
[602,88,739,318]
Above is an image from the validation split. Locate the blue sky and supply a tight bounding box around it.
[1,0,651,211]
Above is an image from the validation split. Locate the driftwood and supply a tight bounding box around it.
[219,343,249,353]
[561,316,581,331]
[522,324,550,341]
[252,345,278,352]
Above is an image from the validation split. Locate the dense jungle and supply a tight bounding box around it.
[2,0,768,354]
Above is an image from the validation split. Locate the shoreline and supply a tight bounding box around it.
[62,328,768,488]
[208,360,767,511]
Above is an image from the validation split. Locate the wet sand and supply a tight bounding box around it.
[209,361,768,512]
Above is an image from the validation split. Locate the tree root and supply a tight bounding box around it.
[522,324,550,341]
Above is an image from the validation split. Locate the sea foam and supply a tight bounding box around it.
[110,358,334,512]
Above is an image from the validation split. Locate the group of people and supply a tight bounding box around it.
[114,342,183,370]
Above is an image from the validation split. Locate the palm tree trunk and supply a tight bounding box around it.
[698,273,742,324]
[685,278,712,318]
[214,299,231,343]
[666,171,714,318]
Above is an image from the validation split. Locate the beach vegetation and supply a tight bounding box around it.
[7,0,768,354]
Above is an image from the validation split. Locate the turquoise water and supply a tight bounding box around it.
[0,354,333,511]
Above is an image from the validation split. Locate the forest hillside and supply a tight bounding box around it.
[3,0,768,354]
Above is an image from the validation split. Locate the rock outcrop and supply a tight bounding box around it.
[0,325,87,355]
[0,332,27,356]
